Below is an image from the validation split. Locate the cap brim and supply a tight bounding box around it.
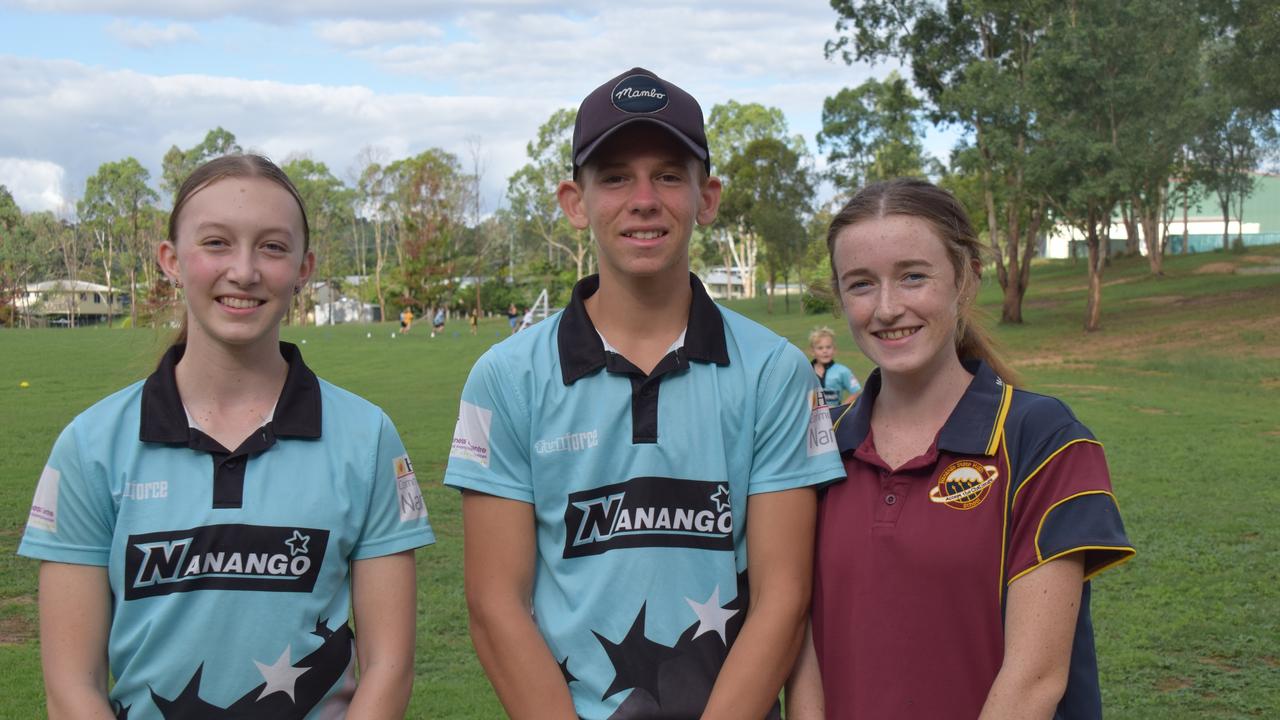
[574,117,708,169]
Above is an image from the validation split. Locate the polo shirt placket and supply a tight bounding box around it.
[141,342,323,509]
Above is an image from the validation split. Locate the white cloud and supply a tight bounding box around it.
[0,158,68,213]
[1,0,601,22]
[314,19,443,48]
[0,55,557,216]
[105,19,198,48]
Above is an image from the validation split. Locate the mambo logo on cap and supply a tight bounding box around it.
[612,74,669,113]
[563,476,733,558]
[124,523,329,600]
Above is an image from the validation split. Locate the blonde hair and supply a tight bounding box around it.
[826,178,1020,385]
[808,326,837,349]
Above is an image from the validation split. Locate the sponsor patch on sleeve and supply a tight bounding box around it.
[449,400,492,468]
[807,403,837,456]
[393,454,427,522]
[27,466,60,533]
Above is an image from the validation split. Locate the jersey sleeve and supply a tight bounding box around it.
[442,349,534,503]
[1006,429,1134,584]
[17,422,115,566]
[748,341,845,495]
[843,366,862,395]
[351,413,436,560]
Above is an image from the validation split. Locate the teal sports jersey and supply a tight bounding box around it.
[814,360,861,406]
[19,343,434,719]
[444,274,843,719]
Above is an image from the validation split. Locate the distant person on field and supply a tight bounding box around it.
[400,307,413,334]
[785,178,1135,720]
[470,307,479,335]
[518,305,534,331]
[506,303,519,334]
[808,326,861,407]
[18,154,434,718]
[444,67,842,719]
[432,308,445,337]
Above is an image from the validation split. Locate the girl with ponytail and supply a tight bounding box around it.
[786,179,1134,720]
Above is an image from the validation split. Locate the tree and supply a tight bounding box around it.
[384,148,472,312]
[161,127,242,198]
[827,0,1055,323]
[284,156,352,324]
[817,71,938,190]
[506,109,593,279]
[1190,106,1274,251]
[0,186,40,326]
[78,157,159,328]
[705,101,807,299]
[1209,0,1280,115]
[354,147,393,321]
[721,137,814,313]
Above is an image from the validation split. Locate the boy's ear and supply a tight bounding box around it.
[558,179,590,230]
[696,175,722,226]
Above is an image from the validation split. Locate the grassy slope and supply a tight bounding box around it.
[0,245,1276,718]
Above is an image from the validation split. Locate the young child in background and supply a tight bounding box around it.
[809,326,861,407]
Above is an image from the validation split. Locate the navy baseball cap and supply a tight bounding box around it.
[572,67,711,174]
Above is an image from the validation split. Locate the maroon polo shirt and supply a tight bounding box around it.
[812,361,1134,719]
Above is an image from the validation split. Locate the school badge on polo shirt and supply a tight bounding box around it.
[929,459,999,510]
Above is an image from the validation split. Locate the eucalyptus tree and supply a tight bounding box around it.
[506,109,592,278]
[817,70,938,190]
[78,157,159,327]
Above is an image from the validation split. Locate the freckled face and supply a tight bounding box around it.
[159,176,313,352]
[831,215,963,380]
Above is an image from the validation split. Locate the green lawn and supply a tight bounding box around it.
[1,246,1277,718]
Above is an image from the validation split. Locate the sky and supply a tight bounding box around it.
[0,0,960,216]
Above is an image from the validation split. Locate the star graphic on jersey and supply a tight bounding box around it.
[709,485,730,513]
[594,603,679,703]
[284,530,310,557]
[559,656,578,685]
[684,586,738,644]
[253,645,310,703]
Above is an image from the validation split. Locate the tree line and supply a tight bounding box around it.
[1,0,1276,331]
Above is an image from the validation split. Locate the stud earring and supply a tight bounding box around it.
[172,278,183,290]
[293,286,301,295]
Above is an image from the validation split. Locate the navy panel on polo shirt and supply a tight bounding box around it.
[812,360,1134,719]
[445,274,843,719]
[19,342,435,718]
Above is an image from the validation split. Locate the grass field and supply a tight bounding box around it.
[1,246,1278,718]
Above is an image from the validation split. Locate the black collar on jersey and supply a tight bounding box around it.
[831,359,1013,457]
[557,272,730,386]
[140,342,322,443]
[140,342,322,509]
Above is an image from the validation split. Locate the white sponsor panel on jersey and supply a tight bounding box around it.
[393,454,428,522]
[807,403,837,456]
[450,400,492,468]
[28,466,59,532]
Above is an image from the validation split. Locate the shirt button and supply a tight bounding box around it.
[884,494,897,505]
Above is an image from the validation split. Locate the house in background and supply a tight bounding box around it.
[17,280,125,326]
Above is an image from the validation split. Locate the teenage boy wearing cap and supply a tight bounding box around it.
[444,68,843,719]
